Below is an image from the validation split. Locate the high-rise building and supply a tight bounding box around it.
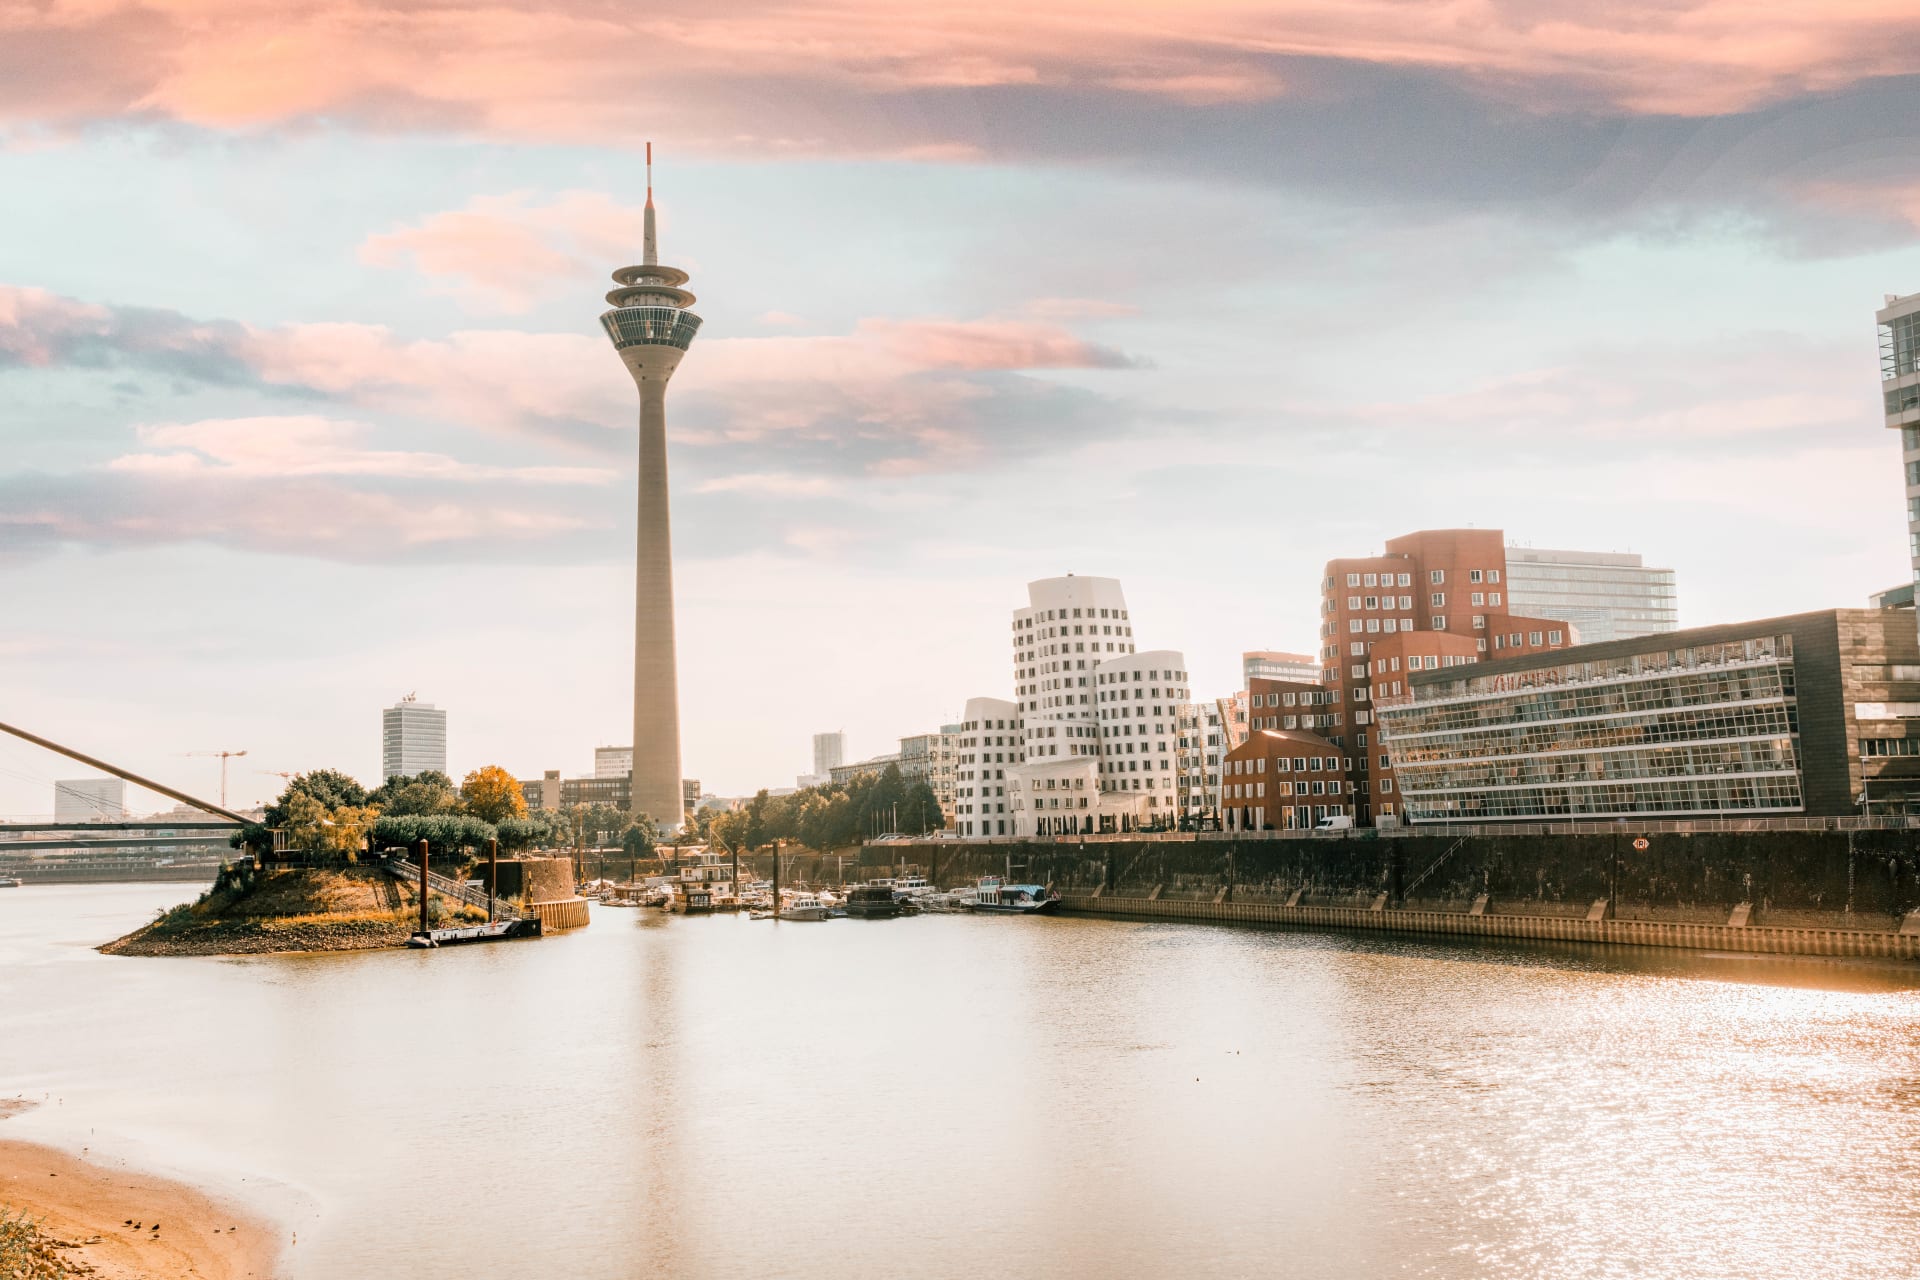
[1242,651,1319,685]
[1002,575,1193,835]
[594,746,633,780]
[812,732,846,779]
[1319,529,1573,827]
[1879,290,1920,635]
[1504,547,1678,643]
[954,697,1021,837]
[381,696,447,780]
[603,145,700,832]
[54,777,125,822]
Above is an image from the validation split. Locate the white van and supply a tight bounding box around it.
[1313,815,1355,832]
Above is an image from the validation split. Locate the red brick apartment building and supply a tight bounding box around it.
[1317,529,1573,826]
[1221,731,1353,831]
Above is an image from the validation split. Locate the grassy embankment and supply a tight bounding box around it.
[102,862,487,956]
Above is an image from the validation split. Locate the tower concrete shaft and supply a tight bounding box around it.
[600,146,701,830]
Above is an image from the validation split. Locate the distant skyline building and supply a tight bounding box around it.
[1880,290,1920,641]
[594,746,632,780]
[603,144,701,832]
[381,696,446,780]
[1504,546,1678,644]
[812,731,846,779]
[54,777,124,822]
[1242,651,1319,686]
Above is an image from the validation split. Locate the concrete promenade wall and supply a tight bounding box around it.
[1060,895,1920,959]
[829,830,1920,957]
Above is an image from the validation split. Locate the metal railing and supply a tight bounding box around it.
[379,853,531,921]
[874,813,1920,847]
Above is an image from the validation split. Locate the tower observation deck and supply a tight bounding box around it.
[602,144,701,830]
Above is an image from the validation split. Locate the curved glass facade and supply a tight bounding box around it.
[601,306,702,352]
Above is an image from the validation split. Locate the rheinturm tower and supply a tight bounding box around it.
[601,145,701,830]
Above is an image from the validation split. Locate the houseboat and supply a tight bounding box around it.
[967,877,1059,915]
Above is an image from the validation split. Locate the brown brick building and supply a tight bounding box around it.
[1221,730,1354,831]
[1318,529,1573,825]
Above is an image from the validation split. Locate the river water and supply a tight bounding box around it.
[4,883,1920,1279]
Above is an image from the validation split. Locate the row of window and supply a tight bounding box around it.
[1393,738,1800,793]
[1385,706,1799,767]
[1400,775,1805,820]
[1381,666,1791,739]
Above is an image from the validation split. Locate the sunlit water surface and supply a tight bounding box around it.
[4,884,1919,1279]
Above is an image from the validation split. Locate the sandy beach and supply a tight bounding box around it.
[0,1137,280,1279]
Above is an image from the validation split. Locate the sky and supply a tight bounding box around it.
[6,0,1920,817]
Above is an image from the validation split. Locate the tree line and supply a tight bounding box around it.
[698,763,943,854]
[236,766,661,869]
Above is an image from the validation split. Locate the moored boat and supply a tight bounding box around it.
[966,877,1059,915]
[844,885,901,918]
[780,894,832,921]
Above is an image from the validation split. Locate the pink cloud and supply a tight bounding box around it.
[359,191,648,313]
[109,416,614,483]
[1,0,1914,144]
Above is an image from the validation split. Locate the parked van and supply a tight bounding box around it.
[1313,815,1355,832]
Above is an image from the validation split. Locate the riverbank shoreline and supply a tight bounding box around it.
[0,1137,280,1278]
[1060,893,1920,959]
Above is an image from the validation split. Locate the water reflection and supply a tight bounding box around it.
[2,885,1917,1280]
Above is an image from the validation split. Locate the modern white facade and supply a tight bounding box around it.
[594,746,633,780]
[54,777,125,822]
[954,697,1021,837]
[812,731,846,779]
[1175,700,1226,825]
[1504,547,1679,644]
[381,696,447,780]
[1881,291,1920,639]
[996,576,1196,835]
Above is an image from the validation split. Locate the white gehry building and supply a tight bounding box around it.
[954,697,1021,837]
[999,575,1192,836]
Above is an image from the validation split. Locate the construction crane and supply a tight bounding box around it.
[182,749,248,808]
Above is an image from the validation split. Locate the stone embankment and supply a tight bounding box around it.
[101,865,482,957]
[840,830,1920,959]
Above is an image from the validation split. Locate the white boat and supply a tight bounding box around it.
[0,876,22,889]
[780,894,831,921]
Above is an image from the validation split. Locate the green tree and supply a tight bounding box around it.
[621,812,659,861]
[461,765,528,825]
[368,770,460,816]
[263,769,369,828]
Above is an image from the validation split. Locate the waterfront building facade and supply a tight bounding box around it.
[1880,290,1920,634]
[955,697,1021,837]
[1319,529,1573,825]
[1376,608,1920,821]
[1221,732,1353,831]
[381,696,447,780]
[1174,701,1226,826]
[812,731,846,779]
[54,777,125,822]
[603,148,700,830]
[1504,547,1678,644]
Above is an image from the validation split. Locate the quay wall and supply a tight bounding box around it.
[817,830,1920,952]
